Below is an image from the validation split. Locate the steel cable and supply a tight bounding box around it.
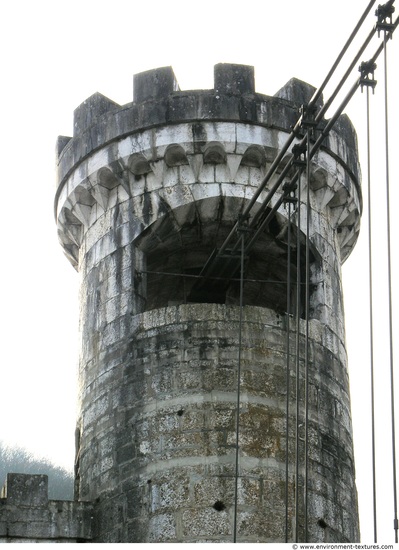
[233,230,246,543]
[285,198,293,543]
[295,175,302,543]
[382,29,398,543]
[365,84,378,543]
[210,7,380,262]
[304,129,311,543]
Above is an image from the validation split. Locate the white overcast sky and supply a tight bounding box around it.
[0,0,398,543]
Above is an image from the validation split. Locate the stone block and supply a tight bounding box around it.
[4,474,48,507]
[74,93,119,137]
[0,519,7,537]
[134,67,180,104]
[274,77,321,107]
[214,63,255,96]
[182,507,231,538]
[148,512,176,542]
[150,476,189,512]
[193,477,234,507]
[56,135,72,158]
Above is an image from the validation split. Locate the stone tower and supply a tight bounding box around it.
[55,64,360,542]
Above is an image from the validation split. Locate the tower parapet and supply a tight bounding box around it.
[55,64,360,542]
[56,64,360,269]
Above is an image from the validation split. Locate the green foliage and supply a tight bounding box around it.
[0,441,73,501]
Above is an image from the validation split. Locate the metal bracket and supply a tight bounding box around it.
[282,181,298,207]
[237,214,252,236]
[359,59,378,93]
[299,104,318,129]
[376,1,396,37]
[292,142,307,168]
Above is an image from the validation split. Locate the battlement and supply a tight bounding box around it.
[56,64,360,186]
[55,64,361,272]
[65,64,321,141]
[0,473,93,542]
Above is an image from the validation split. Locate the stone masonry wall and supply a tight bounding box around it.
[75,303,358,542]
[0,473,93,542]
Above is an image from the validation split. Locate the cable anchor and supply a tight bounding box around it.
[299,103,318,129]
[282,181,298,209]
[292,142,307,168]
[236,214,252,236]
[359,59,378,93]
[376,1,396,37]
[298,103,319,142]
[292,104,318,139]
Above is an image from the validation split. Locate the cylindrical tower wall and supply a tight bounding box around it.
[56,64,361,542]
[77,303,357,542]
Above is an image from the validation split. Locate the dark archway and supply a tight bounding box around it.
[135,197,319,317]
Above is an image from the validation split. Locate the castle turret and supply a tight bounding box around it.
[55,64,361,542]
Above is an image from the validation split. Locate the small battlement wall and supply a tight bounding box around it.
[56,64,360,180]
[0,473,93,543]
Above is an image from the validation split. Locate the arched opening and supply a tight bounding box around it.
[135,197,320,318]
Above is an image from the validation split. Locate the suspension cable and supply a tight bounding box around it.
[382,27,398,543]
[249,18,399,251]
[285,195,294,543]
[233,228,246,543]
[366,83,378,543]
[309,0,377,108]
[294,176,302,543]
[141,269,319,287]
[215,9,381,260]
[221,13,398,268]
[304,128,311,543]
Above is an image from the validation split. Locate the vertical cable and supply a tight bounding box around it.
[383,31,398,543]
[304,129,311,542]
[295,177,302,543]
[233,230,245,543]
[366,85,378,544]
[285,199,292,543]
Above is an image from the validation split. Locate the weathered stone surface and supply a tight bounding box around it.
[133,66,180,103]
[53,64,361,542]
[214,63,255,96]
[0,474,93,542]
[71,302,358,542]
[73,93,120,137]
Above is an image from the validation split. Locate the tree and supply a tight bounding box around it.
[0,441,73,500]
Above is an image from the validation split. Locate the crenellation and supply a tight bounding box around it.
[214,63,255,96]
[56,135,72,158]
[133,66,180,104]
[74,93,120,137]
